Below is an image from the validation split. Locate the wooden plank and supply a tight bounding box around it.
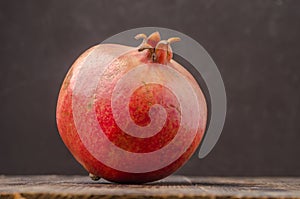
[0,175,300,199]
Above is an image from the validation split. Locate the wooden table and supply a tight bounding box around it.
[0,175,300,199]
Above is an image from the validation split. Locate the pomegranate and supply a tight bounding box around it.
[56,32,207,183]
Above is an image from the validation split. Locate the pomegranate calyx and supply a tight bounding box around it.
[135,32,181,64]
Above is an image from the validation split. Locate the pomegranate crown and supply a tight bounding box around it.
[135,32,180,64]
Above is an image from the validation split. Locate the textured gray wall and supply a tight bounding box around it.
[0,0,299,176]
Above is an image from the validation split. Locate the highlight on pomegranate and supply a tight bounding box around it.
[56,27,226,183]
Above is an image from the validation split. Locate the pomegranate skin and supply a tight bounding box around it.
[56,36,207,183]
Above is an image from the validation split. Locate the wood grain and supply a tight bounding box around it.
[0,175,300,199]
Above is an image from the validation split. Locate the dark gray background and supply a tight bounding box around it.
[0,0,299,176]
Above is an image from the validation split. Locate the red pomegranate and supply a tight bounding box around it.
[56,32,207,183]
